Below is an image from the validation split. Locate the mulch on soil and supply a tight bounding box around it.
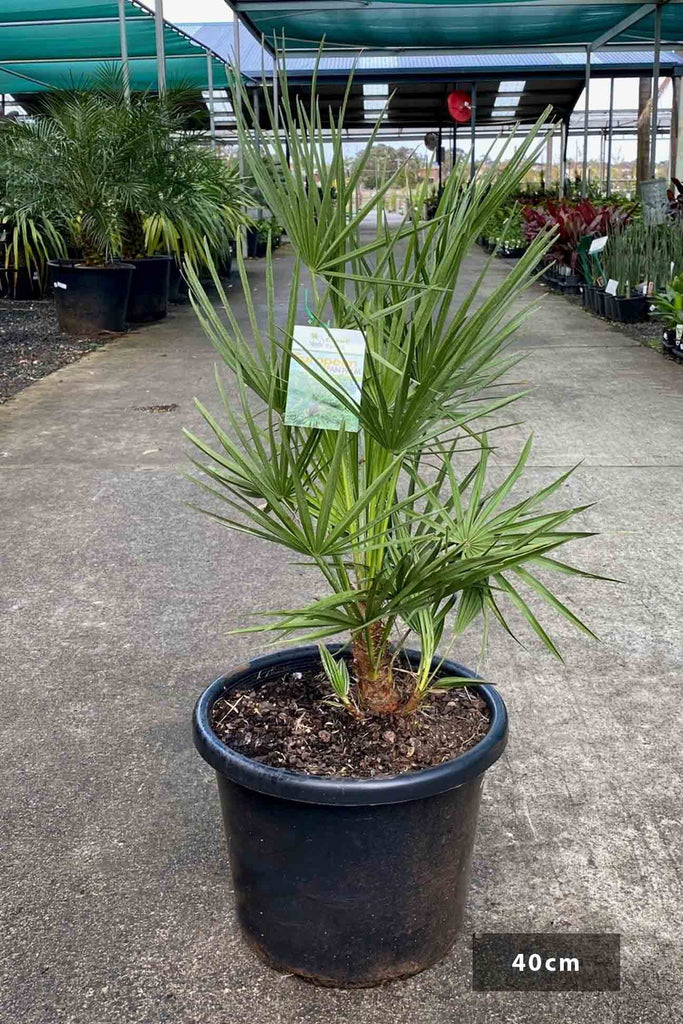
[0,298,112,404]
[210,666,491,779]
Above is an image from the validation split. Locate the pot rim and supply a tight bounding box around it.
[193,644,508,806]
[47,259,135,271]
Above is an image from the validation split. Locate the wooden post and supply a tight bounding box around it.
[637,77,652,186]
[670,76,680,179]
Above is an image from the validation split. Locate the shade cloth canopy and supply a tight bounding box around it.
[0,0,234,94]
[233,0,683,54]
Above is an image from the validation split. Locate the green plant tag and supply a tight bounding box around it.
[284,325,366,432]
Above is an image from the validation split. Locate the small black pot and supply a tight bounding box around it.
[611,293,648,324]
[246,228,269,259]
[581,284,594,309]
[215,250,233,278]
[603,293,618,320]
[1,265,41,300]
[125,255,172,322]
[48,260,134,334]
[168,260,189,304]
[556,273,582,296]
[595,288,608,317]
[193,644,508,988]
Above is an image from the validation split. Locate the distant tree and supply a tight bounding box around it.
[350,144,423,189]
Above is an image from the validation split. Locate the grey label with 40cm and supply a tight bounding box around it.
[472,932,621,991]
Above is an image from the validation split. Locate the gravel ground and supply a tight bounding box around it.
[0,297,112,404]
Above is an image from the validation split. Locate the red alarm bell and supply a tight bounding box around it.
[447,89,472,124]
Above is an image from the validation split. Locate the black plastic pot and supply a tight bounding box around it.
[124,255,171,322]
[611,293,648,324]
[48,259,134,334]
[168,260,189,304]
[193,644,508,988]
[581,284,594,309]
[1,265,41,300]
[215,250,233,278]
[595,288,608,317]
[556,273,582,296]
[246,227,267,258]
[603,293,618,320]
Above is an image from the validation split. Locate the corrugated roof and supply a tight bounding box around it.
[179,22,683,79]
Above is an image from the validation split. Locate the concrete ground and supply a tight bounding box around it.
[1,243,682,1024]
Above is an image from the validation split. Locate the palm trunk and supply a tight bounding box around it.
[352,625,400,714]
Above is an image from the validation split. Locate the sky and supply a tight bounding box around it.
[144,0,232,21]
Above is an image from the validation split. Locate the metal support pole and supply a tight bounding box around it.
[273,54,279,134]
[606,77,615,195]
[117,0,130,103]
[559,118,567,198]
[437,124,442,189]
[670,75,681,179]
[154,0,166,94]
[470,81,477,181]
[582,47,591,197]
[650,2,662,175]
[233,11,247,257]
[545,134,553,188]
[206,53,216,149]
[233,12,244,177]
[254,89,263,220]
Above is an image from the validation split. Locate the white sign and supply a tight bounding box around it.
[605,279,619,296]
[641,178,669,227]
[589,236,608,255]
[284,325,366,432]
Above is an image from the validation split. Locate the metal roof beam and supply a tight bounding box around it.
[589,3,660,52]
[284,42,683,56]
[236,0,683,8]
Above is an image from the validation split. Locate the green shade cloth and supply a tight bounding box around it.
[235,0,683,52]
[0,0,233,94]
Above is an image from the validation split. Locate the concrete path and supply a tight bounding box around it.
[1,246,682,1024]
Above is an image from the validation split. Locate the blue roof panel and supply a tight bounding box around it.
[179,22,683,79]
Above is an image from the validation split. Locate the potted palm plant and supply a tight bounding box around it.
[0,77,250,332]
[187,70,603,988]
[1,88,140,333]
[0,121,68,300]
[116,94,250,321]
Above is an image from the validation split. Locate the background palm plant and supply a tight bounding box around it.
[0,74,250,270]
[186,61,602,717]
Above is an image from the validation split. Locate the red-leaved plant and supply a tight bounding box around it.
[522,199,635,271]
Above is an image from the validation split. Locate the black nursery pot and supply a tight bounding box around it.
[168,260,189,304]
[125,255,172,322]
[1,265,41,300]
[48,259,134,333]
[613,293,648,324]
[193,644,508,988]
[603,293,618,320]
[595,288,608,317]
